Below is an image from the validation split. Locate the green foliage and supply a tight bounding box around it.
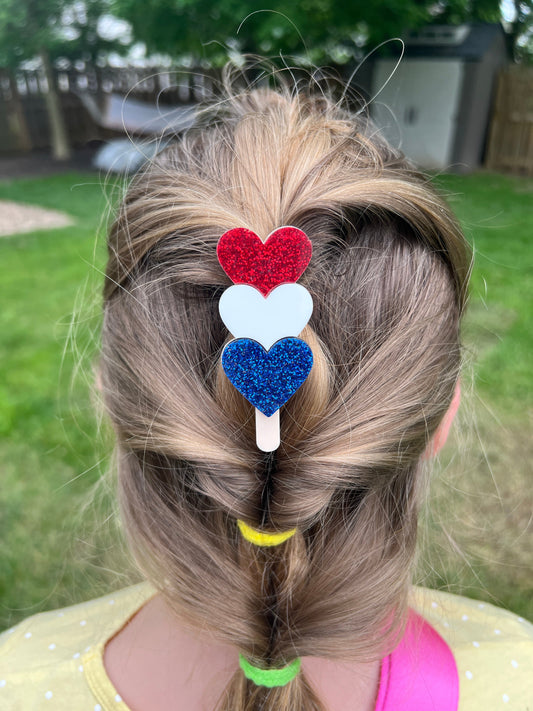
[0,0,66,66]
[48,0,131,65]
[435,0,501,24]
[0,0,130,68]
[110,0,502,64]
[505,0,533,63]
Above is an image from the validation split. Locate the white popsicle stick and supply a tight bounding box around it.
[255,408,280,451]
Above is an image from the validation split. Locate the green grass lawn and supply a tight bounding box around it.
[0,170,531,631]
[418,173,533,619]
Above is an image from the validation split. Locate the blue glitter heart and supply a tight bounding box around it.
[222,338,313,417]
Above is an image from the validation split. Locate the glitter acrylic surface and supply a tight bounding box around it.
[217,226,312,295]
[221,337,314,417]
[217,226,314,449]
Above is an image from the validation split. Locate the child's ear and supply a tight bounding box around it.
[424,380,461,459]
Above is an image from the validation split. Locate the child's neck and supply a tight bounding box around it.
[104,593,381,711]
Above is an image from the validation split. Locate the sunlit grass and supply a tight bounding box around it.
[0,172,138,629]
[419,172,533,620]
[0,170,531,630]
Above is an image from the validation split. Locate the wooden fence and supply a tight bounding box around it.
[0,62,367,155]
[0,64,225,153]
[5,61,532,174]
[486,66,533,176]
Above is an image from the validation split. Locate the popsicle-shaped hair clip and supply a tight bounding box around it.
[217,226,314,451]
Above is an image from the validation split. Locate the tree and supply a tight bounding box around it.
[504,0,533,62]
[111,0,503,66]
[0,0,69,158]
[48,1,131,67]
[0,0,130,159]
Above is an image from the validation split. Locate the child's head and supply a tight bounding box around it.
[99,86,470,709]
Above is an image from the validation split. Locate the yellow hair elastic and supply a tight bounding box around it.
[237,519,296,547]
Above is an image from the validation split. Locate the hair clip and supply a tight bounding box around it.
[217,227,314,451]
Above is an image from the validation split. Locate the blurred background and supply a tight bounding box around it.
[0,0,532,631]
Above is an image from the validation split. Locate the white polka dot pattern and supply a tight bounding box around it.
[0,584,156,708]
[410,586,533,711]
[0,583,530,710]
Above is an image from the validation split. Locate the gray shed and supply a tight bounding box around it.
[371,23,508,171]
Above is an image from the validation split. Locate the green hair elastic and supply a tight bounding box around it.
[239,653,301,688]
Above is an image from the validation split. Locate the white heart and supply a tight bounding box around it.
[219,283,313,350]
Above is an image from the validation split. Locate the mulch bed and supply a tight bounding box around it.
[0,147,99,180]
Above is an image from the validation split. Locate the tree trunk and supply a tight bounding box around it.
[5,68,32,152]
[39,47,71,160]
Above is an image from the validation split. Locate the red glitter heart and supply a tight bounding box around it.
[217,226,312,296]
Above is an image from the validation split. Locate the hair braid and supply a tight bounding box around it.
[100,82,470,711]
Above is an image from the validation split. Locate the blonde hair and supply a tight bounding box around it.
[100,83,470,710]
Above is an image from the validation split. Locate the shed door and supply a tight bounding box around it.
[371,59,464,169]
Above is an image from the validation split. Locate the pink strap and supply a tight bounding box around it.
[374,611,459,711]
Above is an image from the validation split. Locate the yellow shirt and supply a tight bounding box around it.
[0,582,531,710]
